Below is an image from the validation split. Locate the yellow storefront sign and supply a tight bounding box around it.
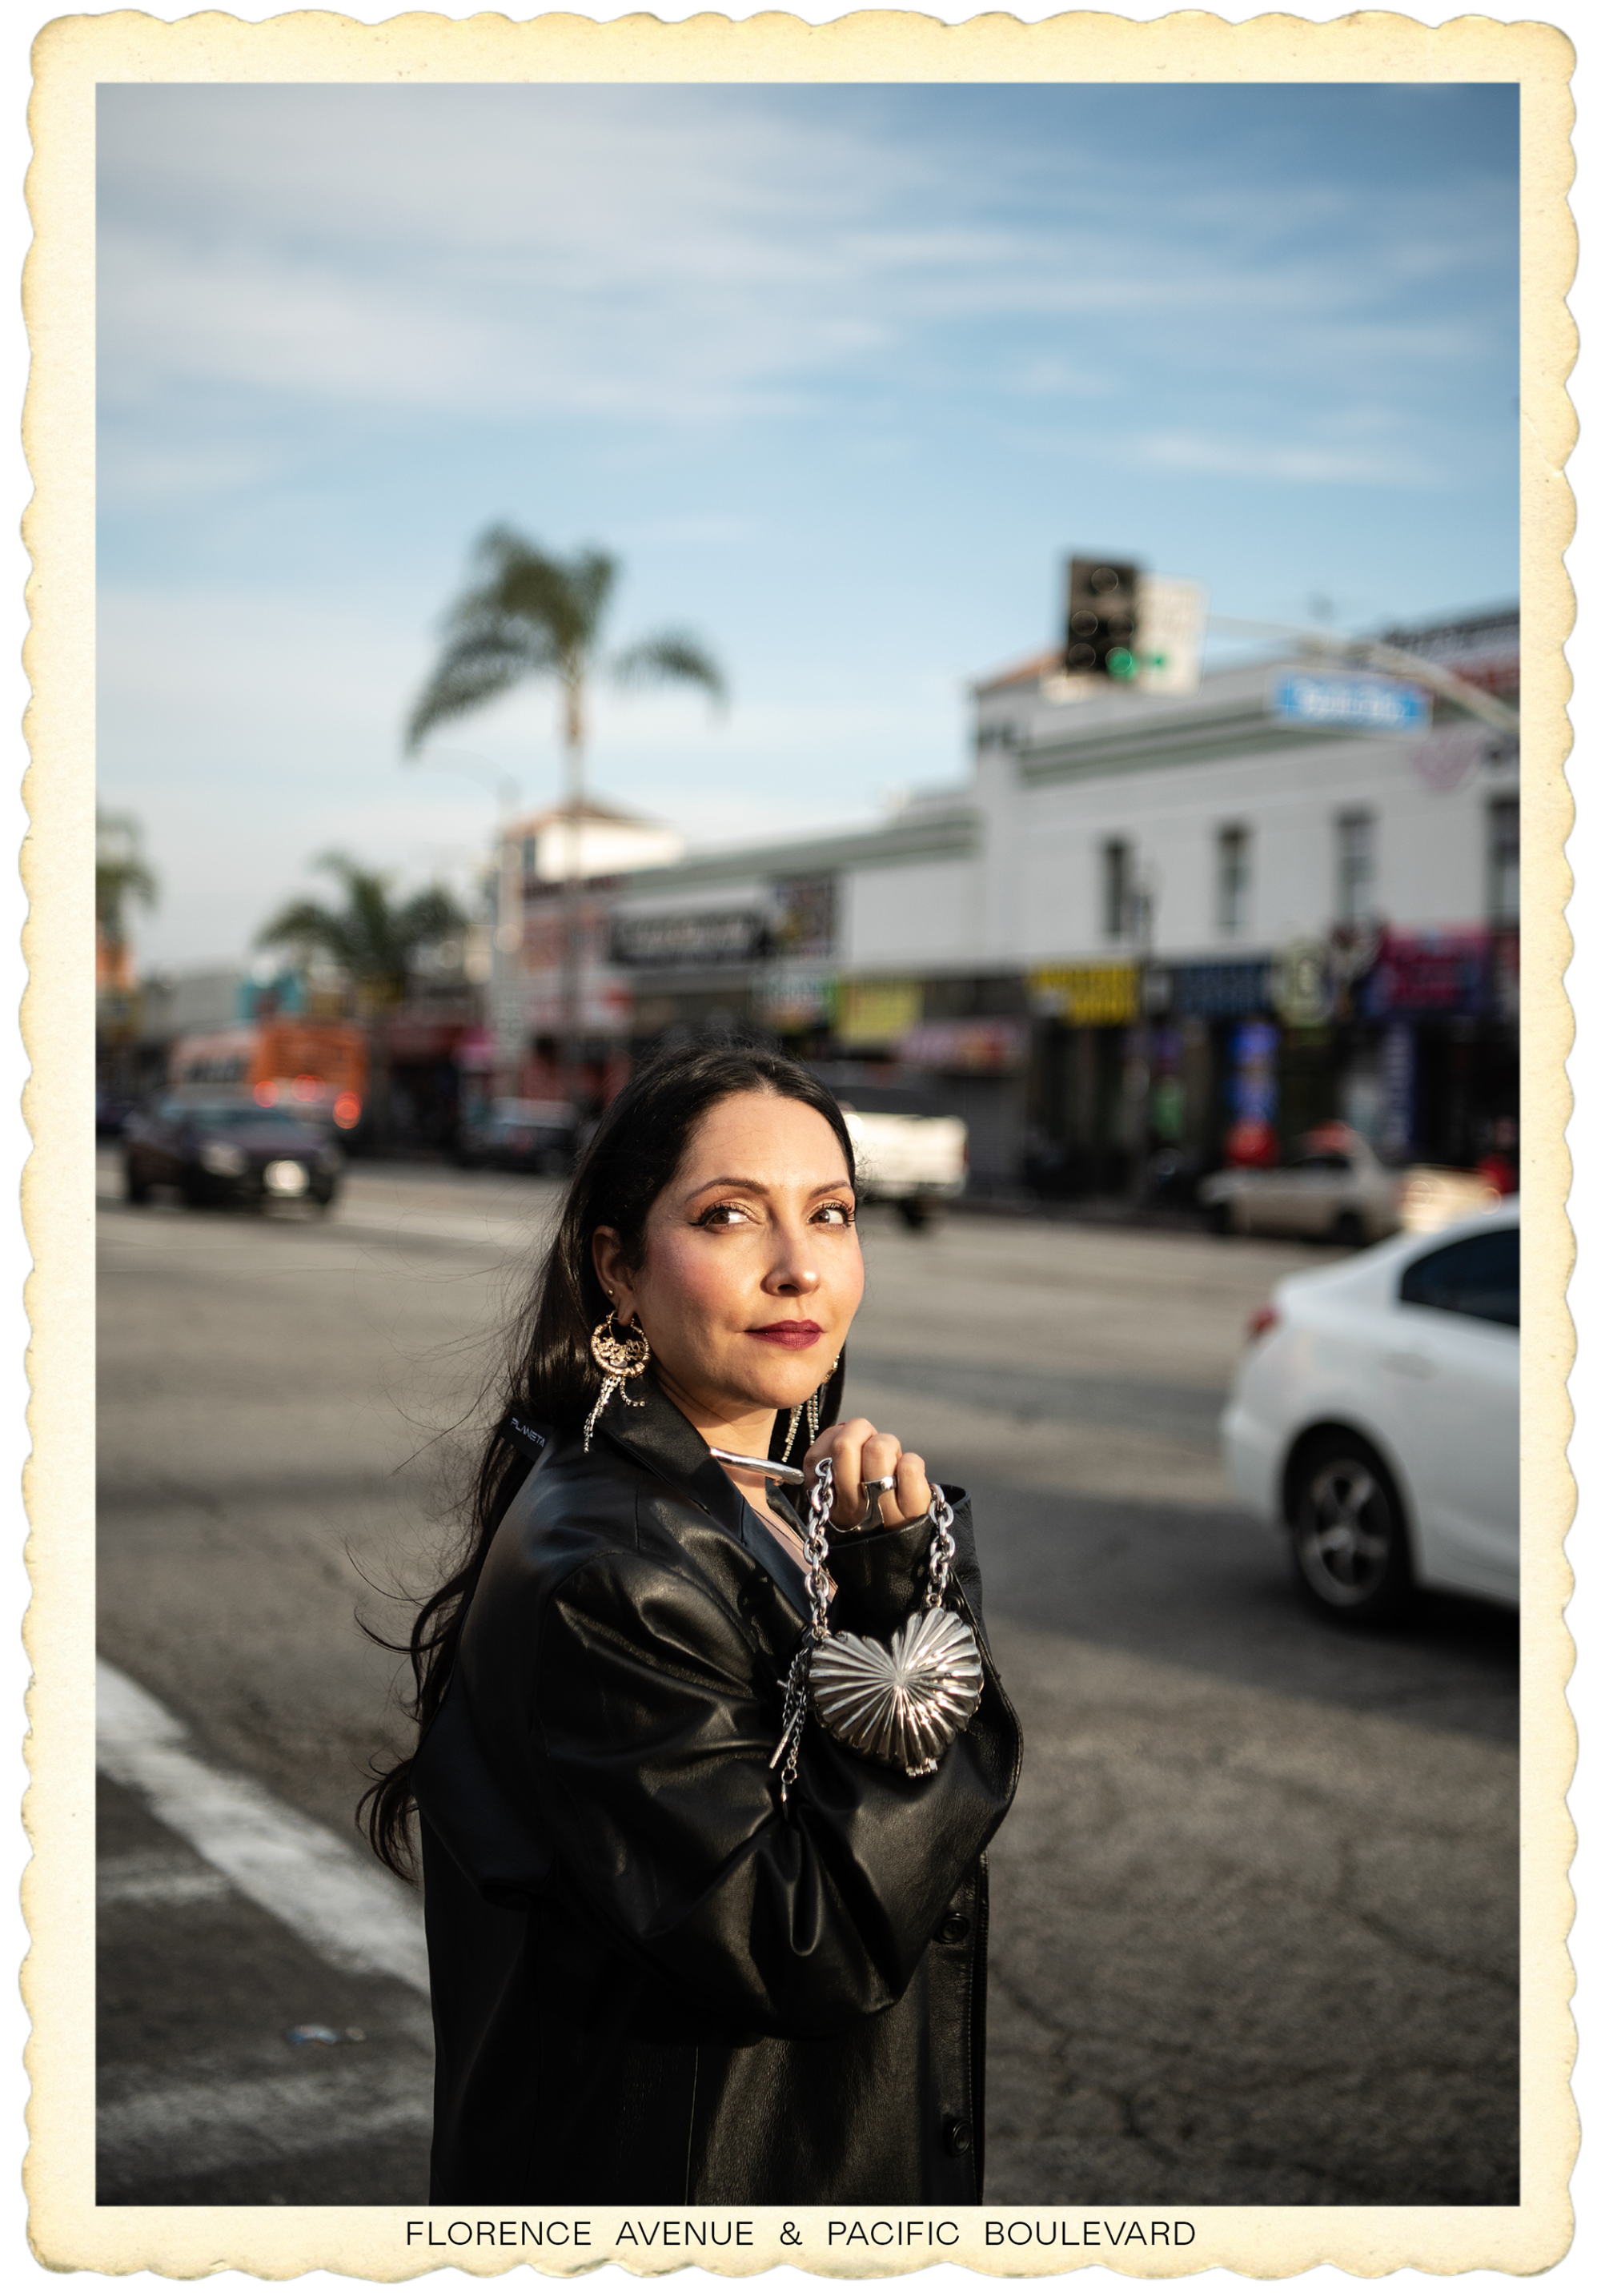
[835,979,922,1047]
[1029,964,1140,1026]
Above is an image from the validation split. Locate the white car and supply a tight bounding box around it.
[1198,1122,1501,1246]
[1221,1203,1519,1618]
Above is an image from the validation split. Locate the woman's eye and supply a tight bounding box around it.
[814,1202,856,1226]
[696,1202,751,1228]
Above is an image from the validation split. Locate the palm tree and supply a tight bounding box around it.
[96,809,158,1094]
[257,853,466,1014]
[404,524,725,1087]
[96,809,158,973]
[258,854,467,1150]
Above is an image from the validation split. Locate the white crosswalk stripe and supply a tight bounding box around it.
[99,2056,431,2182]
[96,1658,429,1995]
[97,1849,231,1909]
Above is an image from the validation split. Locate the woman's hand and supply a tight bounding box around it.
[803,1419,932,1532]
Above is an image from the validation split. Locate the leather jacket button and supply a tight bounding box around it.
[944,2116,973,2157]
[939,1913,970,1945]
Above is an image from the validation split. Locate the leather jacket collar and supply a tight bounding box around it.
[592,1370,754,1532]
[594,1372,811,1607]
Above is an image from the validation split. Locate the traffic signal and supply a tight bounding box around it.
[1065,557,1142,680]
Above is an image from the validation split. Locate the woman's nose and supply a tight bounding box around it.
[764,1242,821,1295]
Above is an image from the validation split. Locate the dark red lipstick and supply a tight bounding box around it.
[748,1320,824,1350]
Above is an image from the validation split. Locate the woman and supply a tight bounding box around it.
[363,1042,1021,2205]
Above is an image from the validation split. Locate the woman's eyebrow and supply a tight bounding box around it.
[682,1174,855,1198]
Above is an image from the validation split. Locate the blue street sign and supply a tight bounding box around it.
[1271,670,1432,733]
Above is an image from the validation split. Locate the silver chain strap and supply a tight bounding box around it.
[800,1455,837,1641]
[769,1456,955,1805]
[770,1456,836,1804]
[925,1483,957,1609]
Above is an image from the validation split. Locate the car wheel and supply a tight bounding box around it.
[124,1159,150,1204]
[1288,1432,1414,1622]
[1206,1200,1232,1236]
[1330,1209,1364,1249]
[897,1198,939,1233]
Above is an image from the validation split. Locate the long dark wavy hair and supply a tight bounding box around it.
[359,1038,855,1877]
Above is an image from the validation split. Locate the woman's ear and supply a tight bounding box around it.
[592,1226,635,1322]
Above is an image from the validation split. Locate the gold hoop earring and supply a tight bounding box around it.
[584,1310,652,1452]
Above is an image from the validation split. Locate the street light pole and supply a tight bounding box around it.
[492,793,525,1098]
[559,672,585,1108]
[1133,861,1158,1200]
[407,747,522,1097]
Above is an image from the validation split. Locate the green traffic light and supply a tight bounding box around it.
[1106,647,1137,680]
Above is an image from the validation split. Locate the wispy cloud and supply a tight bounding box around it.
[1134,432,1438,488]
[98,86,1514,435]
[96,83,1519,962]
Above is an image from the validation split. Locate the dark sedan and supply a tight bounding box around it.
[123,1095,343,1210]
[96,1090,138,1138]
[455,1096,578,1175]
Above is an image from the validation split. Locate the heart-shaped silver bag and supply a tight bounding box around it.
[770,1457,984,1799]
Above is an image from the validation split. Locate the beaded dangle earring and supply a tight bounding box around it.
[583,1307,652,1452]
[780,1358,839,1463]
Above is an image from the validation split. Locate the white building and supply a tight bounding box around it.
[598,607,1520,1190]
[487,798,685,1094]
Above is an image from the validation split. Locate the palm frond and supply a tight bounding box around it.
[259,853,467,998]
[255,897,358,969]
[609,628,728,706]
[395,885,468,944]
[95,809,158,941]
[405,641,530,753]
[406,527,620,750]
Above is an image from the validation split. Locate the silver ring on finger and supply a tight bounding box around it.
[859,1471,897,1531]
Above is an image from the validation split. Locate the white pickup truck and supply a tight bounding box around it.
[832,1090,969,1230]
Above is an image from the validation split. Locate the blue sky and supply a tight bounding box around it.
[96,81,1519,965]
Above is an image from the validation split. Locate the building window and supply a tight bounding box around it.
[1334,812,1375,924]
[1101,839,1134,941]
[1216,825,1251,937]
[1488,797,1519,923]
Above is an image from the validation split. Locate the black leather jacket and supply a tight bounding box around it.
[411,1378,1022,2206]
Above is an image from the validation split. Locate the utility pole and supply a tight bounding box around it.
[492,793,524,1098]
[559,667,585,1109]
[1132,860,1158,1200]
[407,747,521,1097]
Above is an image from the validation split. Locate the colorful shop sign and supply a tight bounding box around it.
[900,1018,1030,1073]
[757,967,836,1034]
[1148,958,1272,1020]
[1270,939,1334,1027]
[1360,931,1491,1019]
[1226,1019,1280,1166]
[768,876,837,959]
[612,909,765,967]
[835,978,922,1048]
[1027,964,1141,1026]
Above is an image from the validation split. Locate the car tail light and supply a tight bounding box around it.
[1246,1303,1281,1343]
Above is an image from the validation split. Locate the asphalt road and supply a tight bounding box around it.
[95,1154,1519,2207]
